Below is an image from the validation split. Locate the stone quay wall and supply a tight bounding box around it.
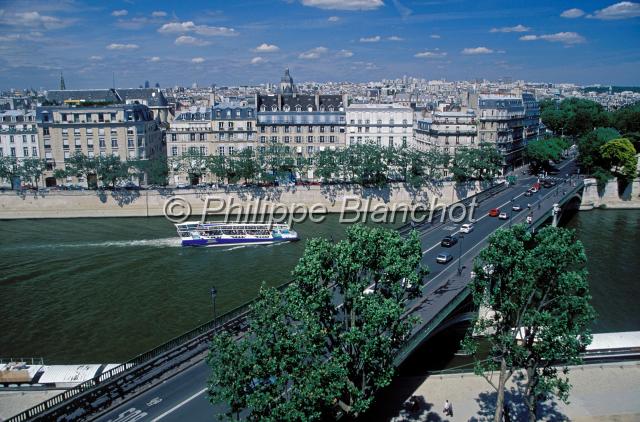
[0,181,495,220]
[580,177,640,210]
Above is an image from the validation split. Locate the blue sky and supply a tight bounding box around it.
[0,0,639,89]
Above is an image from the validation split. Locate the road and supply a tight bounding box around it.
[96,160,578,422]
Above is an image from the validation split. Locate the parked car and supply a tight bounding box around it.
[512,204,522,212]
[436,253,453,264]
[489,208,500,217]
[460,223,474,233]
[441,235,458,247]
[498,212,509,220]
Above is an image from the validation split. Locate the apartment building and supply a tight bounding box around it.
[346,104,414,149]
[477,94,526,172]
[0,110,39,161]
[36,103,164,187]
[414,110,477,155]
[256,70,347,166]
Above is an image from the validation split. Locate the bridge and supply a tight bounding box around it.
[8,161,585,422]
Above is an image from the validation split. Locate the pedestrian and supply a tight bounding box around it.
[443,399,451,416]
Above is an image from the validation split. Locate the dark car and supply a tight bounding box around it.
[524,190,533,197]
[441,235,458,247]
[542,180,552,188]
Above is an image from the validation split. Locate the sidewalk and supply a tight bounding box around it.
[375,361,640,421]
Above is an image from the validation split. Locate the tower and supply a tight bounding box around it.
[279,68,295,94]
[59,72,66,90]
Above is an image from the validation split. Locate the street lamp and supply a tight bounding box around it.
[210,286,218,325]
[457,233,465,276]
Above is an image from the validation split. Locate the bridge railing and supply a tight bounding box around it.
[7,281,293,422]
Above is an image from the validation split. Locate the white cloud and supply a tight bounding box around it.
[152,11,167,18]
[336,49,354,57]
[251,57,265,64]
[590,1,640,20]
[175,35,211,46]
[388,35,404,41]
[4,11,72,30]
[300,0,384,10]
[461,46,494,55]
[191,57,205,63]
[490,24,530,33]
[148,56,161,62]
[519,32,586,45]
[298,46,329,59]
[89,55,103,61]
[360,35,381,42]
[253,43,280,53]
[158,21,237,36]
[328,16,340,22]
[430,34,441,39]
[560,8,585,18]
[111,10,128,17]
[414,49,447,58]
[106,43,139,50]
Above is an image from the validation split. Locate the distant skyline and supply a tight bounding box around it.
[0,0,639,90]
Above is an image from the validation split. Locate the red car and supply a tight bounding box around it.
[489,208,500,217]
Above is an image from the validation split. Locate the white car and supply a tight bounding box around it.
[498,212,508,220]
[460,223,474,233]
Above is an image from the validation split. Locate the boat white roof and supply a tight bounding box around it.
[38,364,102,385]
[586,331,640,351]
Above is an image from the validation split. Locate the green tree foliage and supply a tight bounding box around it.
[610,102,640,135]
[0,156,21,188]
[451,142,503,182]
[207,225,428,420]
[463,225,595,422]
[600,138,638,181]
[314,148,339,182]
[95,155,131,188]
[231,148,259,183]
[540,98,609,138]
[132,157,169,186]
[19,158,46,188]
[64,151,98,183]
[578,127,620,173]
[525,137,569,172]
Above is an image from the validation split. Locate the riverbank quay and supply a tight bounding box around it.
[370,361,640,421]
[0,180,497,220]
[581,177,640,210]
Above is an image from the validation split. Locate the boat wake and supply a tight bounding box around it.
[5,238,182,251]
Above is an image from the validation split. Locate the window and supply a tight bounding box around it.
[75,139,81,147]
[218,122,224,130]
[31,135,36,143]
[190,133,195,141]
[9,135,14,143]
[200,133,206,141]
[0,148,3,157]
[284,136,290,143]
[63,139,69,149]
[87,139,94,149]
[64,151,70,159]
[389,136,394,147]
[220,133,225,141]
[307,146,314,154]
[271,126,277,133]
[32,147,37,156]
[259,146,265,153]
[319,136,325,143]
[402,136,407,147]
[260,136,266,143]
[99,138,106,148]
[61,113,67,122]
[10,147,16,157]
[88,151,95,158]
[330,126,335,133]
[270,136,277,143]
[218,146,225,156]
[284,126,290,133]
[200,146,207,155]
[43,127,50,136]
[389,119,394,125]
[260,126,266,133]
[320,126,325,133]
[228,122,234,130]
[247,122,253,131]
[229,146,235,155]
[23,147,29,157]
[98,128,105,136]
[308,126,313,132]
[74,128,81,136]
[307,136,313,143]
[171,133,177,141]
[172,146,178,156]
[98,114,104,123]
[61,129,68,137]
[295,136,302,143]
[128,139,134,148]
[296,126,302,133]
[111,139,118,148]
[329,136,335,143]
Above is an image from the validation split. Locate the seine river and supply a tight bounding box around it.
[0,210,638,364]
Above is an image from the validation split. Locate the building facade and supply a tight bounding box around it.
[0,110,39,161]
[36,104,164,186]
[477,95,526,172]
[346,104,414,148]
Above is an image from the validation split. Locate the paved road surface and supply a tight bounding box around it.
[96,160,579,422]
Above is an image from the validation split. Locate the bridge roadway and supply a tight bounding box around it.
[95,161,582,422]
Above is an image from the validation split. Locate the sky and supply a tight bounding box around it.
[0,0,639,90]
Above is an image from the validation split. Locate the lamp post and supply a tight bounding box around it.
[210,286,218,326]
[457,233,464,276]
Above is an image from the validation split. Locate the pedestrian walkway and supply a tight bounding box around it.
[379,361,640,421]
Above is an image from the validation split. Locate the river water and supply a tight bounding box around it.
[0,210,638,364]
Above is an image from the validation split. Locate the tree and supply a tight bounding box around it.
[20,158,46,188]
[541,98,609,138]
[525,137,569,172]
[451,143,503,183]
[314,148,339,182]
[600,138,638,181]
[207,225,428,420]
[63,152,99,188]
[95,155,130,188]
[578,127,620,174]
[463,225,595,422]
[132,157,169,186]
[610,102,640,135]
[0,156,21,189]
[232,148,259,183]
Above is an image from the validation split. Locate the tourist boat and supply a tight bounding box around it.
[175,222,299,247]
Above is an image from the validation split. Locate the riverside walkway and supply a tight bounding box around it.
[379,361,640,421]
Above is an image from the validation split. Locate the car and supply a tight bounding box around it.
[542,181,552,188]
[498,212,508,220]
[512,204,522,212]
[489,208,500,217]
[524,190,533,197]
[460,223,474,233]
[549,180,557,187]
[530,187,539,193]
[441,235,458,247]
[436,253,453,264]
[176,182,190,189]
